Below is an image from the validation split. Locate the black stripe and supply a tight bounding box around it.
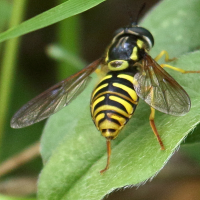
[93,83,135,100]
[99,116,121,127]
[93,71,137,100]
[94,110,128,120]
[102,129,116,133]
[93,91,137,112]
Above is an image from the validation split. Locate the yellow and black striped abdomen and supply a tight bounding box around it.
[90,71,139,139]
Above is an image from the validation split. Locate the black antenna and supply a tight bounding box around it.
[134,3,146,25]
[124,1,134,26]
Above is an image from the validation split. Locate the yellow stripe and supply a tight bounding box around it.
[92,91,138,105]
[130,46,138,61]
[117,74,139,87]
[95,113,105,128]
[91,96,105,115]
[99,74,112,83]
[99,119,120,130]
[113,83,138,101]
[109,95,133,114]
[117,74,134,83]
[107,112,127,126]
[92,83,108,98]
[94,105,130,118]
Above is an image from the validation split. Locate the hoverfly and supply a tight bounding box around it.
[11,18,200,173]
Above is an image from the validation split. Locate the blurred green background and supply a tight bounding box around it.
[0,0,199,199]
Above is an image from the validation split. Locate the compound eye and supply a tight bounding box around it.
[114,28,124,36]
[108,60,129,71]
[129,26,154,50]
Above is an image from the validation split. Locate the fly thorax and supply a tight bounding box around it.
[106,34,146,71]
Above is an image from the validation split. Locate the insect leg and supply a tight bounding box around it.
[100,139,111,174]
[154,50,176,62]
[149,107,165,150]
[160,64,200,74]
[156,51,200,73]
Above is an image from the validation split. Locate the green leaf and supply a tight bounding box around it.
[0,0,105,43]
[39,52,200,200]
[38,0,200,199]
[141,0,200,57]
[0,194,36,200]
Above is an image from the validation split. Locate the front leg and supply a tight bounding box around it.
[154,50,176,62]
[155,50,200,74]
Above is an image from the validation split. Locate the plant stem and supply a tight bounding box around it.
[57,0,81,80]
[0,0,27,147]
[0,141,40,177]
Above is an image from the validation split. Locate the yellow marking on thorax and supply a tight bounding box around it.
[113,83,138,101]
[91,96,105,115]
[137,39,144,49]
[130,46,138,61]
[105,46,110,63]
[108,60,129,71]
[107,112,127,126]
[117,74,134,83]
[93,105,130,118]
[109,95,133,115]
[92,83,108,98]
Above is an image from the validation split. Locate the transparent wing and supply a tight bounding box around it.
[11,58,103,128]
[134,54,191,116]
